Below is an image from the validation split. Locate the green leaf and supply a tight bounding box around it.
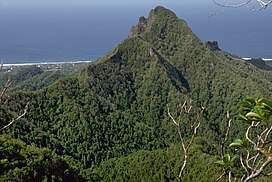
[245,98,256,105]
[259,99,272,113]
[240,101,254,109]
[259,98,272,109]
[253,106,263,117]
[238,113,248,121]
[223,154,231,164]
[229,142,242,148]
[246,112,262,119]
[230,139,248,149]
[230,139,242,147]
[214,160,225,166]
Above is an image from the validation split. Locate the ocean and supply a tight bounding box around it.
[0,1,272,64]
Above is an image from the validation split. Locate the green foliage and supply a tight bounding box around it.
[90,140,220,182]
[0,135,85,182]
[238,98,272,125]
[1,6,272,181]
[229,139,248,149]
[0,66,44,88]
[217,97,272,181]
[215,154,236,171]
[13,70,64,92]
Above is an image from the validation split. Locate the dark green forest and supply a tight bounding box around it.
[1,6,272,181]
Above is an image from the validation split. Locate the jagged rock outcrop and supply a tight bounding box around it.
[129,16,148,37]
[204,41,221,52]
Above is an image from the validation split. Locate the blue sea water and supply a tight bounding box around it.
[0,1,272,64]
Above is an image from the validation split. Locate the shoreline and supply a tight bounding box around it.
[242,58,272,61]
[2,60,94,67]
[2,57,272,67]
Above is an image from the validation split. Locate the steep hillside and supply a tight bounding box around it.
[4,35,189,166]
[129,6,272,136]
[246,58,272,71]
[2,6,272,181]
[267,60,272,67]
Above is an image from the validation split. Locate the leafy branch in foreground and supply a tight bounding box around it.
[216,98,272,182]
[234,98,272,182]
[0,62,29,132]
[168,99,204,182]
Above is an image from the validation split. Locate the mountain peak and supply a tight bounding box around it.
[129,6,180,38]
[128,6,200,64]
[152,6,178,17]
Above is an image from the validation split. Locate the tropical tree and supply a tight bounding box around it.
[216,98,272,182]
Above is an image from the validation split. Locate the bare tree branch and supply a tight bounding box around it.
[240,153,249,176]
[213,0,272,10]
[0,77,12,107]
[262,171,272,176]
[0,61,29,132]
[245,150,252,170]
[213,0,252,8]
[215,171,226,182]
[0,60,3,72]
[244,157,272,182]
[263,126,272,146]
[228,171,232,182]
[238,117,272,181]
[221,111,232,157]
[0,61,13,107]
[0,102,29,132]
[168,100,204,182]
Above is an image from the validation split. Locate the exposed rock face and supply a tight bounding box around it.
[204,41,221,52]
[129,16,148,37]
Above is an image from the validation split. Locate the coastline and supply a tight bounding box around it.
[2,57,272,68]
[3,60,94,67]
[242,58,272,61]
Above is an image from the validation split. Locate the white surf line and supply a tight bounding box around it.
[242,57,252,60]
[3,60,94,67]
[242,58,272,61]
[262,58,272,61]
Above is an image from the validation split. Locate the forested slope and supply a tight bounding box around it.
[1,6,272,181]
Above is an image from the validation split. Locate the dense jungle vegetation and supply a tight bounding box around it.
[1,6,272,181]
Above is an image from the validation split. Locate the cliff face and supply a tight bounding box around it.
[204,41,221,52]
[129,16,148,37]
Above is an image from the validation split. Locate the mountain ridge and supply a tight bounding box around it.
[2,6,272,181]
[5,5,272,162]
